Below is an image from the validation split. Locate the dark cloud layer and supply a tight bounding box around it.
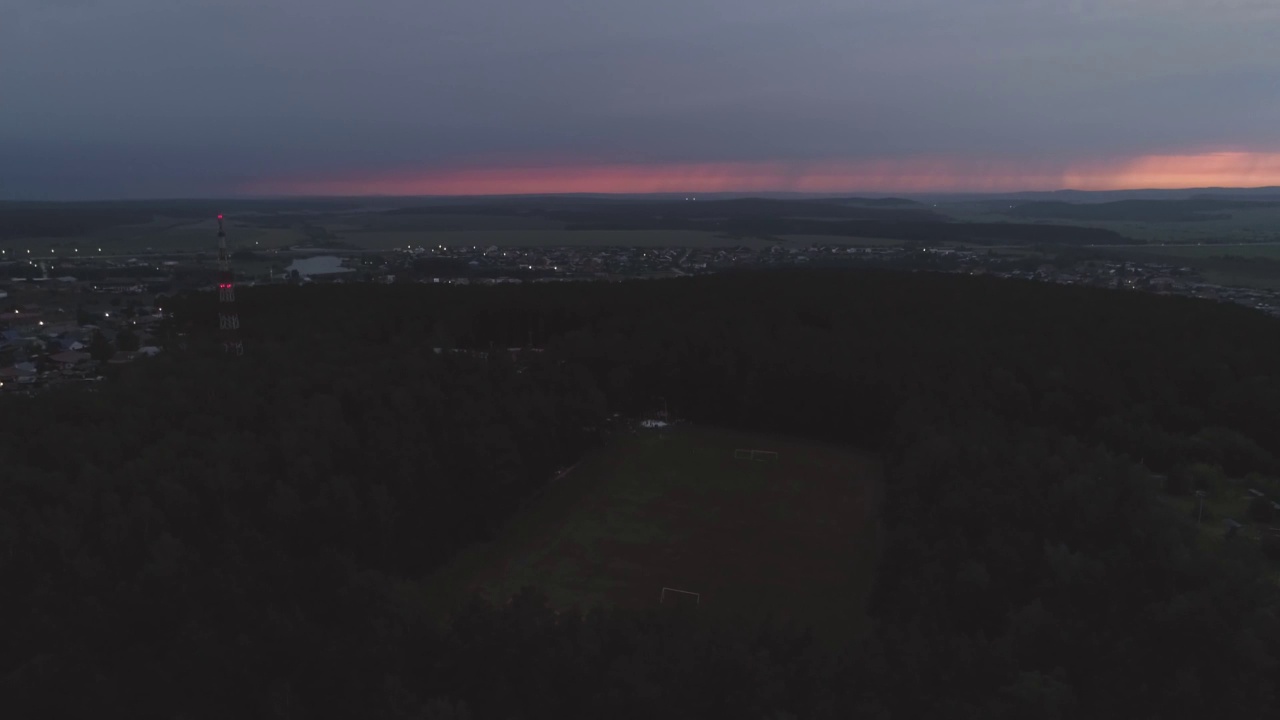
[3,1,1279,198]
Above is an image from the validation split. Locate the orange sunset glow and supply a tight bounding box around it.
[245,151,1280,197]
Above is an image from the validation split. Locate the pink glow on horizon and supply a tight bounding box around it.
[244,152,1280,196]
[1063,152,1280,191]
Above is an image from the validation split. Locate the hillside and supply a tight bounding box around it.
[1008,199,1280,222]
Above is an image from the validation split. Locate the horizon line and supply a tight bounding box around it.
[5,184,1280,204]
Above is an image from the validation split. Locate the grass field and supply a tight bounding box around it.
[930,200,1280,245]
[954,207,1280,244]
[1159,490,1280,587]
[1163,491,1280,586]
[424,425,882,639]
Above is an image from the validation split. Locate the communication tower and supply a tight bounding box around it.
[216,214,244,355]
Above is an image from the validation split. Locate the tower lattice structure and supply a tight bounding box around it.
[216,214,244,355]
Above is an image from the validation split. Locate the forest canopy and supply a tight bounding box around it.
[3,268,1278,718]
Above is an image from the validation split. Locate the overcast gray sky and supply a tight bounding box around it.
[4,0,1280,198]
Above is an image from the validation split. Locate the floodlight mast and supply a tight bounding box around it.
[216,214,244,356]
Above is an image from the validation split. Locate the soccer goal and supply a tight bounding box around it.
[659,587,701,606]
[734,448,779,462]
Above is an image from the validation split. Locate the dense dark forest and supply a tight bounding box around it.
[1,197,1142,246]
[3,269,1279,718]
[0,206,156,240]
[0,200,368,239]
[384,198,1134,245]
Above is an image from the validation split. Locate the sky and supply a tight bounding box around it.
[4,0,1280,199]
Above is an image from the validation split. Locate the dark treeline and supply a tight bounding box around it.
[541,198,943,223]
[382,197,937,221]
[1007,199,1280,223]
[0,206,155,240]
[706,218,1131,245]
[380,198,1135,245]
[566,215,1130,245]
[3,270,1279,718]
[0,200,368,239]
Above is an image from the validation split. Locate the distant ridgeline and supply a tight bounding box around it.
[3,268,1279,718]
[0,199,366,239]
[0,196,1139,245]
[382,197,1136,245]
[1008,198,1280,222]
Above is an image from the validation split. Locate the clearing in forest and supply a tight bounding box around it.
[425,425,882,639]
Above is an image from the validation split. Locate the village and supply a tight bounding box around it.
[0,261,168,392]
[5,239,1280,392]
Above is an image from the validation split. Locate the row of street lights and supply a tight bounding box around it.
[1,248,105,255]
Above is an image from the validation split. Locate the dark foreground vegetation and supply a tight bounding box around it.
[3,269,1280,718]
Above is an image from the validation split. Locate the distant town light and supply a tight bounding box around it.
[38,321,43,326]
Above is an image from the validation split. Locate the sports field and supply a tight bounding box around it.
[425,425,881,638]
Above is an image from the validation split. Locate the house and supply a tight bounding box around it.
[2,362,38,384]
[62,338,87,351]
[49,350,93,369]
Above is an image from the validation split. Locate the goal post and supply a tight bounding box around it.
[734,448,779,462]
[659,587,701,605]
